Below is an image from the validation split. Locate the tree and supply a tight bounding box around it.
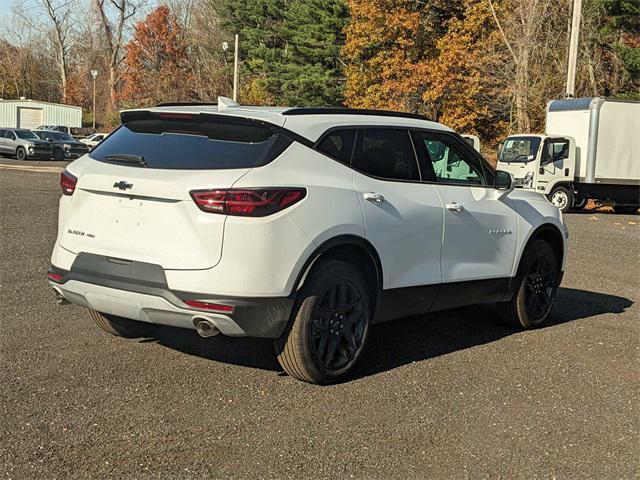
[120,5,193,105]
[93,0,145,113]
[213,0,348,105]
[40,0,73,102]
[342,0,465,115]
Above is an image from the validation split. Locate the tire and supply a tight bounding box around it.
[89,309,158,338]
[548,186,573,213]
[613,205,638,215]
[16,147,26,161]
[275,260,371,384]
[53,148,65,161]
[497,239,559,329]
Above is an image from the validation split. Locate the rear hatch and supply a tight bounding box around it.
[60,111,292,270]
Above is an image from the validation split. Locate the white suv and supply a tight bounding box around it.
[49,99,568,384]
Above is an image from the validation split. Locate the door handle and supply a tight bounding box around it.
[446,202,464,212]
[363,192,385,204]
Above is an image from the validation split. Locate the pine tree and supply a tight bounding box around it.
[214,0,348,105]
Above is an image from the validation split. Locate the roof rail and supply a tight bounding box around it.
[281,107,431,121]
[155,102,218,107]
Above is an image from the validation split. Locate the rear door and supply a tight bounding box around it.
[348,128,443,292]
[61,112,291,270]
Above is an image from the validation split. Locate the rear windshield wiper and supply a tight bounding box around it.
[103,154,147,168]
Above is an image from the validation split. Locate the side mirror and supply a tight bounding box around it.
[495,170,514,193]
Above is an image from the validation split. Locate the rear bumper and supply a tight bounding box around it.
[48,259,294,338]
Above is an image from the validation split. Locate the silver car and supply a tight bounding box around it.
[0,128,53,160]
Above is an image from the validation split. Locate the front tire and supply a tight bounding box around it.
[89,309,158,338]
[275,260,371,384]
[497,240,559,329]
[53,148,65,161]
[548,186,573,213]
[16,147,26,161]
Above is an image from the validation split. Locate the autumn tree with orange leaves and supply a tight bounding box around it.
[120,5,194,106]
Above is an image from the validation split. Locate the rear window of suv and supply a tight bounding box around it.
[89,112,292,170]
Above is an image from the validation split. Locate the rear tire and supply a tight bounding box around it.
[275,260,371,384]
[548,186,573,213]
[613,205,638,215]
[497,240,559,329]
[16,147,26,161]
[89,309,158,338]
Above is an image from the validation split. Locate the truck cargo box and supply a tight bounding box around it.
[545,98,639,185]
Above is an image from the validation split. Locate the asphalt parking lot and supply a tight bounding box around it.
[1,166,638,479]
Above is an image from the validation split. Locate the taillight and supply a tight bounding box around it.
[184,299,235,313]
[190,188,306,217]
[60,170,77,196]
[47,271,63,283]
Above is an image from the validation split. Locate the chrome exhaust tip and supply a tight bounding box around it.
[193,317,220,338]
[53,288,69,305]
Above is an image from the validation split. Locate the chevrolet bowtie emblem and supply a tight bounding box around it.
[113,180,133,190]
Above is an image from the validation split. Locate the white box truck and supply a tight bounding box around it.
[496,97,639,213]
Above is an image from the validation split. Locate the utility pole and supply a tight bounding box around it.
[233,34,239,102]
[566,0,582,98]
[90,70,98,129]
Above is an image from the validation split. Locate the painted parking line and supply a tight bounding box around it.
[0,163,63,174]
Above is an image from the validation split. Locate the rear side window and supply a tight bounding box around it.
[89,113,293,170]
[352,129,419,181]
[317,129,356,165]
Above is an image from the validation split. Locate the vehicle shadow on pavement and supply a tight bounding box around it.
[351,287,633,381]
[149,287,633,379]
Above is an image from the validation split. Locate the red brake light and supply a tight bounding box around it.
[184,299,234,313]
[190,188,306,217]
[60,170,77,196]
[47,272,63,283]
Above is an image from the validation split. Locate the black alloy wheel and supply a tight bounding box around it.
[309,279,367,371]
[523,250,557,322]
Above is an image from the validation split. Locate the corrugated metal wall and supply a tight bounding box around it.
[0,100,82,128]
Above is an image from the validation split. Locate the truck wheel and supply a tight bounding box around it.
[548,187,573,213]
[613,205,638,215]
[16,147,26,161]
[497,239,559,329]
[275,260,371,384]
[53,148,65,161]
[89,309,158,338]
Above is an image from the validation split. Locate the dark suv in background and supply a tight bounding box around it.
[34,130,90,160]
[0,128,53,160]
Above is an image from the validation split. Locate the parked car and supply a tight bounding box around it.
[0,128,53,160]
[80,132,109,149]
[34,130,90,160]
[36,125,95,139]
[48,98,569,384]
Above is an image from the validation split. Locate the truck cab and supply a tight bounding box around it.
[497,134,576,211]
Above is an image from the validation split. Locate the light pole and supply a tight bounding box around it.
[222,35,239,101]
[90,69,98,129]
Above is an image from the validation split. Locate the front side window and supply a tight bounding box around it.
[499,136,541,163]
[352,129,419,181]
[416,132,484,185]
[317,129,356,165]
[542,138,570,165]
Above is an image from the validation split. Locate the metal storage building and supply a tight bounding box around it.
[0,99,82,130]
